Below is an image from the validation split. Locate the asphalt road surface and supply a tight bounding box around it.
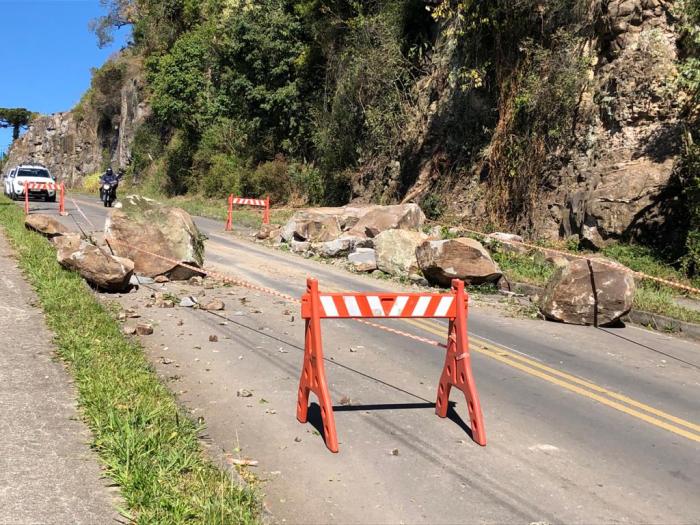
[24,195,700,524]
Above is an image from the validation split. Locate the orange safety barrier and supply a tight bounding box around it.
[225,195,270,231]
[24,182,65,215]
[297,277,486,453]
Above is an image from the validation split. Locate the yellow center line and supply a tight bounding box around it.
[321,285,700,442]
[405,316,700,434]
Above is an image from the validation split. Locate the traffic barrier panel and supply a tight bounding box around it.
[297,277,486,452]
[225,195,270,231]
[23,182,65,215]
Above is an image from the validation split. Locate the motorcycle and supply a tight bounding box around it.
[100,180,118,207]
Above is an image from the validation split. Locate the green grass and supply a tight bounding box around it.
[491,250,555,286]
[0,197,260,524]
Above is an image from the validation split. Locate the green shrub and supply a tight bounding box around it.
[245,159,291,204]
[289,163,324,205]
[200,154,243,198]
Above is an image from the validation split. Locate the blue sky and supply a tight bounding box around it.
[0,0,129,155]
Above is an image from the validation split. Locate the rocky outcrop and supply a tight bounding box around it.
[105,195,204,280]
[57,239,134,292]
[551,0,684,247]
[5,54,147,187]
[374,229,427,277]
[539,258,636,326]
[24,214,69,238]
[416,238,502,286]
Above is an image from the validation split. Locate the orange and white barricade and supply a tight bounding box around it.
[225,195,270,231]
[24,182,65,215]
[297,278,486,452]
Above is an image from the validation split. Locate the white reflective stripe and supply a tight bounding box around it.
[319,296,339,317]
[412,296,432,317]
[388,296,409,317]
[434,296,454,316]
[366,296,385,316]
[343,296,362,317]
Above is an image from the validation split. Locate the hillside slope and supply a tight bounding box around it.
[5,0,691,255]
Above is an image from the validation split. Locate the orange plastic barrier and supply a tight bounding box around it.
[297,277,486,452]
[225,195,270,231]
[24,182,65,215]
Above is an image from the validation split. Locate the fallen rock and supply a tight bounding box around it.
[25,214,69,238]
[416,238,502,286]
[203,299,225,311]
[256,223,281,240]
[539,258,636,326]
[57,240,134,292]
[105,195,205,280]
[52,232,82,253]
[347,203,425,238]
[154,275,170,283]
[136,322,154,335]
[374,229,428,277]
[237,389,253,398]
[483,232,529,255]
[179,296,198,308]
[290,240,310,253]
[348,248,377,272]
[280,211,342,243]
[123,326,137,335]
[209,334,218,342]
[311,237,358,258]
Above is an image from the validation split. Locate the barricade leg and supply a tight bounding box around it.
[24,188,29,215]
[225,194,233,231]
[297,278,339,452]
[263,196,270,224]
[435,280,487,446]
[59,182,66,215]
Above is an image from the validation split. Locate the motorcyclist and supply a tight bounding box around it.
[100,167,119,185]
[99,167,122,206]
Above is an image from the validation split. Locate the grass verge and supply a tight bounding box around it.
[0,197,259,524]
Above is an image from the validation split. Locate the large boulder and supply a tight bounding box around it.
[105,195,204,280]
[57,240,134,292]
[539,258,636,326]
[483,232,529,255]
[348,248,377,272]
[347,203,425,238]
[24,214,69,238]
[280,210,342,243]
[416,238,502,286]
[374,229,427,277]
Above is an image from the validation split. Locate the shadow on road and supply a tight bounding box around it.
[305,400,475,445]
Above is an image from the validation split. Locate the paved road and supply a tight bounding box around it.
[30,195,700,523]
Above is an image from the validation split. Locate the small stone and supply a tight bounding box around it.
[161,357,174,365]
[209,334,218,342]
[123,326,136,335]
[203,299,225,311]
[390,448,400,456]
[294,437,302,443]
[189,275,204,286]
[339,396,352,406]
[117,312,126,321]
[136,323,154,336]
[154,275,170,283]
[237,389,253,398]
[179,296,198,308]
[176,319,184,326]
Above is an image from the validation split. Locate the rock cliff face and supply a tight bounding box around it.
[552,0,684,248]
[5,61,148,187]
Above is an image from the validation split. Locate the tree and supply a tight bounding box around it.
[0,108,33,140]
[90,0,137,48]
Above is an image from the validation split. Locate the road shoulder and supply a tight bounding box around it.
[0,228,122,524]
